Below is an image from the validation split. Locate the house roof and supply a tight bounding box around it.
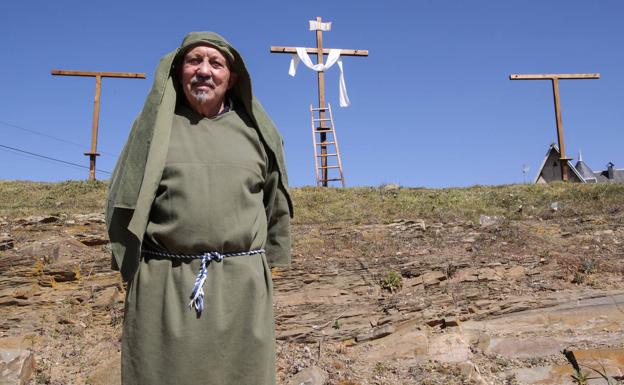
[535,144,624,184]
[574,159,597,181]
[534,143,586,183]
[593,167,624,183]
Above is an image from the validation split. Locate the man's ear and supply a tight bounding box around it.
[228,72,238,90]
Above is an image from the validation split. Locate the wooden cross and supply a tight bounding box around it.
[510,73,599,182]
[271,16,368,186]
[51,69,145,180]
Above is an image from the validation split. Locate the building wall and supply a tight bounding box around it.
[538,150,583,183]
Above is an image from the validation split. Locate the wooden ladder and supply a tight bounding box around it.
[310,103,345,187]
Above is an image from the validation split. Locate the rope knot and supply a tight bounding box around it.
[188,252,224,317]
[207,251,224,262]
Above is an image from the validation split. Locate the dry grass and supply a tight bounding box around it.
[291,183,624,225]
[0,180,108,217]
[1,180,623,225]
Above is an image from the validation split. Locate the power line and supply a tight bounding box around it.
[0,120,117,157]
[0,120,83,147]
[0,143,111,175]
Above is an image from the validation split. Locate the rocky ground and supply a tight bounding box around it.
[1,187,624,384]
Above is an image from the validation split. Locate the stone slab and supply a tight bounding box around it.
[0,348,35,385]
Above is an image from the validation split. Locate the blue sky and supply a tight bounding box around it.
[1,0,622,187]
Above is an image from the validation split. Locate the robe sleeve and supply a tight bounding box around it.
[263,155,292,268]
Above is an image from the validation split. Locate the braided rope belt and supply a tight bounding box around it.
[142,248,265,317]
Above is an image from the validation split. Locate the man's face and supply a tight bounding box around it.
[180,44,236,116]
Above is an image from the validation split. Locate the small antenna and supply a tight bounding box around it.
[522,164,530,184]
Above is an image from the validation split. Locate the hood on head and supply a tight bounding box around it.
[172,31,253,108]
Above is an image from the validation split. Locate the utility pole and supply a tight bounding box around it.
[510,73,599,182]
[51,69,145,180]
[271,17,368,186]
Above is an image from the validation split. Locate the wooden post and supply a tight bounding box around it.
[271,17,368,186]
[315,17,329,182]
[509,73,599,182]
[86,75,102,181]
[51,69,145,180]
[550,78,569,181]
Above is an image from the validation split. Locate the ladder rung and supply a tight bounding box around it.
[316,141,336,146]
[313,118,331,122]
[316,127,333,132]
[311,107,329,111]
[318,166,340,169]
[319,178,343,182]
[316,153,337,157]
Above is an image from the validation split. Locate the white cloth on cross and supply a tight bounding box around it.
[288,47,351,107]
[309,20,332,31]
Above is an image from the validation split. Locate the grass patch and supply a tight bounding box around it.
[0,180,108,217]
[1,180,623,224]
[292,183,624,225]
[380,271,403,293]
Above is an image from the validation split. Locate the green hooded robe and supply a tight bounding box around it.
[105,32,292,385]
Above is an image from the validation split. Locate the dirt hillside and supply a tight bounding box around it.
[1,181,623,385]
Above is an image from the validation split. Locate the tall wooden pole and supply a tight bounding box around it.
[550,78,569,181]
[87,75,102,181]
[314,17,329,183]
[51,69,145,180]
[270,17,368,186]
[509,73,599,182]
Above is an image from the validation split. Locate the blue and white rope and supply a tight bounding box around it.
[142,248,265,317]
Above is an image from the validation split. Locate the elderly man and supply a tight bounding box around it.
[106,32,292,385]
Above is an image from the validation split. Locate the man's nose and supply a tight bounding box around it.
[197,59,212,77]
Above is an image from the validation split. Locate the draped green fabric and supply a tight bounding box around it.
[105,32,292,281]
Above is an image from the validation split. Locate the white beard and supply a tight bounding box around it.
[190,76,216,105]
[193,90,209,104]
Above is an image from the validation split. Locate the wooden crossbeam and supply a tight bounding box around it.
[510,73,600,182]
[510,74,599,80]
[270,47,368,57]
[51,69,145,180]
[51,70,145,78]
